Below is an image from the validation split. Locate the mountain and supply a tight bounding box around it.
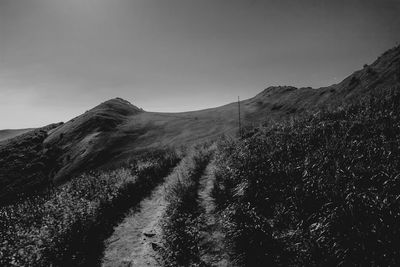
[0,45,399,203]
[43,98,142,183]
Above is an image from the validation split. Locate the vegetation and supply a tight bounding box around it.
[1,46,399,266]
[0,149,179,266]
[161,145,213,266]
[0,123,62,205]
[212,89,400,266]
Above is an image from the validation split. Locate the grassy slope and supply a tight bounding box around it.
[42,97,143,184]
[0,128,34,142]
[113,46,400,157]
[212,89,400,266]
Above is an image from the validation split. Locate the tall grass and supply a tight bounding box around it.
[213,89,400,266]
[161,145,213,266]
[0,149,179,266]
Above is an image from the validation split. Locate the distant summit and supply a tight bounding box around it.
[93,97,143,115]
[42,97,144,183]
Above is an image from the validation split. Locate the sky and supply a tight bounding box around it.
[1,0,399,129]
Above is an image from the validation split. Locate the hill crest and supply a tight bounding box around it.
[1,45,399,201]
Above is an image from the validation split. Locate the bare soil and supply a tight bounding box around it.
[101,165,180,267]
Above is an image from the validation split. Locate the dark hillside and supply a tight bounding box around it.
[0,128,34,142]
[0,123,62,205]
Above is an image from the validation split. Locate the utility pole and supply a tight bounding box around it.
[238,96,242,137]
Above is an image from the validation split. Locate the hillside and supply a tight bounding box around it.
[0,45,399,202]
[0,128,34,142]
[0,123,62,204]
[43,98,143,184]
[125,45,400,148]
[211,88,400,266]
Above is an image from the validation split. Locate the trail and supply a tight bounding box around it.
[101,165,180,267]
[198,163,231,267]
[101,158,231,267]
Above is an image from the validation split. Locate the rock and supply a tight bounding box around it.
[120,260,132,267]
[151,242,163,251]
[143,231,156,237]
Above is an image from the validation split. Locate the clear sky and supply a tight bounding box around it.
[1,0,399,129]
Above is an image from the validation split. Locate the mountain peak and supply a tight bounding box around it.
[91,97,143,117]
[102,97,133,106]
[256,86,298,98]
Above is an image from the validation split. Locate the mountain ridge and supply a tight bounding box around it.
[1,45,399,202]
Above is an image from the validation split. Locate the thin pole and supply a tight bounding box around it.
[238,96,241,137]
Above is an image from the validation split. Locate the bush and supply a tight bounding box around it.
[213,89,400,266]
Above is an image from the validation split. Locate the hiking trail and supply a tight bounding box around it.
[101,165,180,267]
[101,158,231,267]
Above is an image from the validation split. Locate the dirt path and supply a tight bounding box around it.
[101,158,231,267]
[198,163,231,267]
[101,165,181,267]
